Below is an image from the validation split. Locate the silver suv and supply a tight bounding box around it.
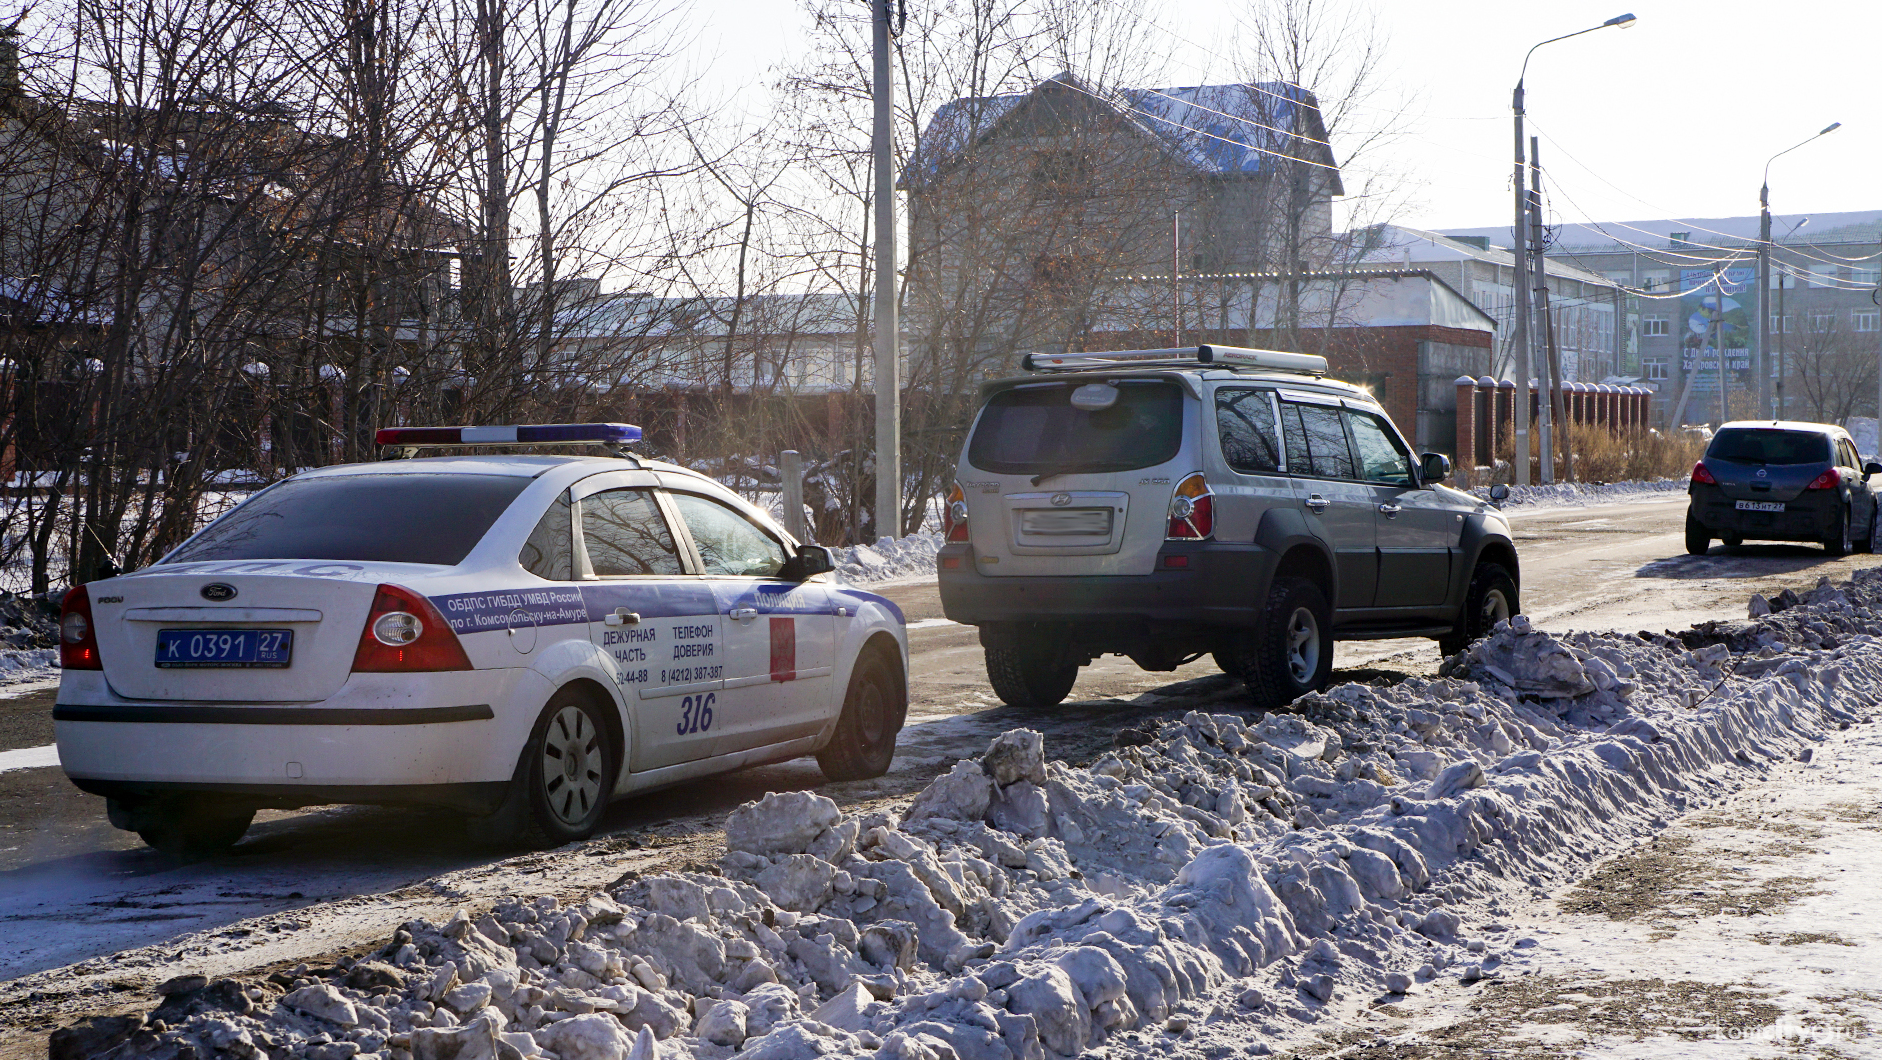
[936,345,1521,709]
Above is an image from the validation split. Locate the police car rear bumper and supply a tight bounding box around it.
[936,541,1277,628]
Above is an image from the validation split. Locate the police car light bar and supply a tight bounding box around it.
[1021,345,1327,376]
[374,423,643,448]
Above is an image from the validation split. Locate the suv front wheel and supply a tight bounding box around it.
[984,636,1079,709]
[1223,576,1333,710]
[1439,561,1518,657]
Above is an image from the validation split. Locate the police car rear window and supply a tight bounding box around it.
[1707,429,1830,465]
[968,381,1183,475]
[165,474,532,566]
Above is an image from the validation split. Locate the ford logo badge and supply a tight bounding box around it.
[201,583,237,602]
[1050,492,1072,506]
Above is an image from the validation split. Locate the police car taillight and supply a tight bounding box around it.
[60,585,102,670]
[374,423,642,447]
[1166,472,1215,540]
[352,584,472,672]
[944,482,970,543]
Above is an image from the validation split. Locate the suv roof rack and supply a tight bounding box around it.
[1020,344,1328,376]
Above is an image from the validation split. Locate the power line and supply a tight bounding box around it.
[1050,77,1342,173]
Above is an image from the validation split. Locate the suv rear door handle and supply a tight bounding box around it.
[729,607,759,621]
[1304,494,1330,512]
[1378,503,1401,517]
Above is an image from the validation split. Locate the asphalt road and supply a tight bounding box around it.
[1,492,1877,996]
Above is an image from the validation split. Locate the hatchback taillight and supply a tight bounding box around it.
[352,584,472,672]
[1167,472,1215,540]
[60,585,102,670]
[1807,467,1842,490]
[943,482,970,544]
[1690,462,1717,485]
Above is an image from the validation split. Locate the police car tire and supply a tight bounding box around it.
[135,797,254,863]
[479,689,615,849]
[817,649,906,781]
[1230,576,1333,710]
[984,642,1078,709]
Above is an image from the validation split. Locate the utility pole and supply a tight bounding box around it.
[1511,82,1533,485]
[1173,211,1182,347]
[1757,185,1772,418]
[1716,265,1729,427]
[871,0,900,540]
[1530,139,1570,482]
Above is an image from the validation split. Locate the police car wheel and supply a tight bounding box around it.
[134,796,254,864]
[479,689,615,848]
[817,648,906,781]
[984,640,1078,709]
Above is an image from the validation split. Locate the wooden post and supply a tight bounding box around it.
[781,449,806,541]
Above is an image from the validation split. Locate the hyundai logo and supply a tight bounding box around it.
[1050,492,1072,506]
[200,583,237,602]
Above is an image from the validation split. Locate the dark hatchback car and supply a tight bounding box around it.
[1686,421,1882,556]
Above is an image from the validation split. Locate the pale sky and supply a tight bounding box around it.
[689,0,1880,233]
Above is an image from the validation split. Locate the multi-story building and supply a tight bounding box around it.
[1441,212,1882,426]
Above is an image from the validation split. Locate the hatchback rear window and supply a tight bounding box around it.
[165,473,532,565]
[1706,429,1830,465]
[968,380,1183,475]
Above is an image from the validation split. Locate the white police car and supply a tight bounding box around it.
[54,424,908,859]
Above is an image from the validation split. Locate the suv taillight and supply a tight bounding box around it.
[1807,467,1842,490]
[352,584,473,672]
[60,585,102,670]
[1690,461,1717,485]
[1167,472,1214,540]
[943,482,970,543]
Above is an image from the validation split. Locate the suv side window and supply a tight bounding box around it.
[1215,389,1282,474]
[519,490,573,580]
[668,492,789,578]
[1346,410,1414,486]
[581,488,685,576]
[1281,401,1356,479]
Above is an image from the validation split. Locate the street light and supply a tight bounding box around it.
[1757,123,1839,419]
[1774,217,1808,420]
[1512,13,1635,485]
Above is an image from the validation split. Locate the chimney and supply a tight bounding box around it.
[0,26,18,99]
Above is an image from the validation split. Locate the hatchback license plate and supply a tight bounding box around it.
[1735,500,1785,513]
[1021,508,1112,536]
[156,629,294,668]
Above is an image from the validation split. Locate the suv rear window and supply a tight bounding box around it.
[166,473,532,565]
[1706,429,1830,465]
[968,380,1183,475]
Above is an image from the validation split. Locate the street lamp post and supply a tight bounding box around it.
[1758,124,1839,420]
[1774,217,1807,419]
[1513,12,1634,485]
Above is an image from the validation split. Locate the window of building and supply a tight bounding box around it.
[1856,311,1880,333]
[1771,314,1791,334]
[1810,263,1839,288]
[1812,312,1835,332]
[1642,317,1669,337]
[1605,271,1632,285]
[1855,266,1881,286]
[1645,360,1669,381]
[1640,270,1670,291]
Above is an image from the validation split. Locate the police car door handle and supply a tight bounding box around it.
[1305,494,1330,512]
[729,607,759,621]
[1378,503,1401,517]
[603,608,641,626]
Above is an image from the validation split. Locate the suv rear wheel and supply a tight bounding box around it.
[1439,562,1518,657]
[984,637,1079,709]
[1223,576,1333,710]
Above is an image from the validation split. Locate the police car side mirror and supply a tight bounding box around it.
[1488,483,1510,505]
[1419,452,1451,484]
[1865,461,1882,477]
[780,544,835,581]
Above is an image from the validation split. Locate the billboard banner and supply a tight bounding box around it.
[1677,267,1755,394]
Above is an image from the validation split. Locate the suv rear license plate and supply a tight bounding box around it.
[1735,500,1784,513]
[156,629,294,668]
[1021,508,1112,536]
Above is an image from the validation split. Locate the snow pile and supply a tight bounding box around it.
[1468,477,1687,509]
[832,533,944,587]
[57,574,1882,1060]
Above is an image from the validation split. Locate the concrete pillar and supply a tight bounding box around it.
[1498,379,1517,466]
[1453,376,1477,486]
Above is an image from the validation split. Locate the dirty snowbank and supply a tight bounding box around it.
[832,533,944,587]
[60,574,1882,1060]
[1470,477,1687,509]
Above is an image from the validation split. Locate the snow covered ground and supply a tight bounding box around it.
[50,568,1882,1060]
